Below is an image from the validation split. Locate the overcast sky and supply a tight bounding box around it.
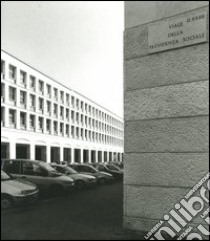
[1,1,124,118]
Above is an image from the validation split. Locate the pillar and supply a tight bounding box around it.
[124,1,209,234]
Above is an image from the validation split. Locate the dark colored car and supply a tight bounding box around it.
[50,164,97,190]
[69,164,114,185]
[92,163,124,180]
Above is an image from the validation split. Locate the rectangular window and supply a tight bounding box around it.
[30,115,35,129]
[66,108,69,120]
[54,88,58,101]
[9,65,16,80]
[60,106,64,119]
[46,101,51,114]
[46,84,51,97]
[20,70,27,86]
[53,104,58,117]
[66,124,69,136]
[20,112,26,129]
[38,80,44,94]
[1,60,5,78]
[71,126,74,137]
[9,109,16,126]
[38,117,43,131]
[46,119,51,132]
[60,123,64,134]
[20,91,26,107]
[9,87,16,102]
[29,75,36,90]
[71,111,75,123]
[39,98,44,111]
[76,99,79,110]
[53,121,58,134]
[71,96,75,107]
[30,94,35,109]
[60,91,64,103]
[66,94,70,106]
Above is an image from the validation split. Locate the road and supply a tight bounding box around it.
[1,182,145,240]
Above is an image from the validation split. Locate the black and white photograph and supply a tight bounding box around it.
[1,1,209,240]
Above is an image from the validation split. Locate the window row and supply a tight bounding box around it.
[1,69,123,129]
[1,107,123,147]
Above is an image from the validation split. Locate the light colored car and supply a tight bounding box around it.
[1,159,75,194]
[1,170,39,209]
[51,164,97,190]
[70,164,114,185]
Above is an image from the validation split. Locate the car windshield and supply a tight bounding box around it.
[107,164,120,171]
[1,171,14,181]
[63,166,78,174]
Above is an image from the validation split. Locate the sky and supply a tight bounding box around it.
[1,1,124,118]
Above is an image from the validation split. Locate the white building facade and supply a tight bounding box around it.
[1,50,124,164]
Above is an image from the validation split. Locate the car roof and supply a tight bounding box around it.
[3,159,40,164]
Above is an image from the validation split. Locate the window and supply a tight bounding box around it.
[29,94,36,109]
[60,106,64,119]
[66,124,69,136]
[1,60,5,78]
[46,84,51,97]
[9,109,16,126]
[76,127,79,138]
[76,113,79,123]
[46,101,51,114]
[9,87,16,102]
[53,104,58,117]
[9,65,16,80]
[71,126,75,137]
[3,161,21,174]
[38,98,44,111]
[53,121,58,134]
[30,115,35,129]
[20,70,27,86]
[22,162,47,176]
[38,117,43,131]
[71,111,75,122]
[71,96,75,108]
[81,129,83,138]
[66,94,70,106]
[60,123,64,134]
[60,91,64,103]
[46,119,51,132]
[20,91,26,107]
[20,112,26,129]
[76,99,79,110]
[66,108,69,120]
[54,88,58,100]
[81,101,84,111]
[29,75,36,90]
[81,115,84,125]
[38,80,44,93]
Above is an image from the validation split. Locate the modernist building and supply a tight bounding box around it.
[1,50,124,164]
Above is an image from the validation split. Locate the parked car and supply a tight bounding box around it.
[1,159,75,194]
[1,170,39,209]
[50,163,97,190]
[92,163,123,180]
[69,164,114,185]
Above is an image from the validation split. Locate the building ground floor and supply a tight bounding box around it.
[1,128,123,164]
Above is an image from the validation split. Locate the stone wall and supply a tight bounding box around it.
[124,1,209,236]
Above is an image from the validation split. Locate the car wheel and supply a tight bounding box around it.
[76,180,85,190]
[98,178,106,185]
[1,195,13,209]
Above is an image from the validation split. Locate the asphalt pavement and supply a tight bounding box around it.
[1,182,145,240]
